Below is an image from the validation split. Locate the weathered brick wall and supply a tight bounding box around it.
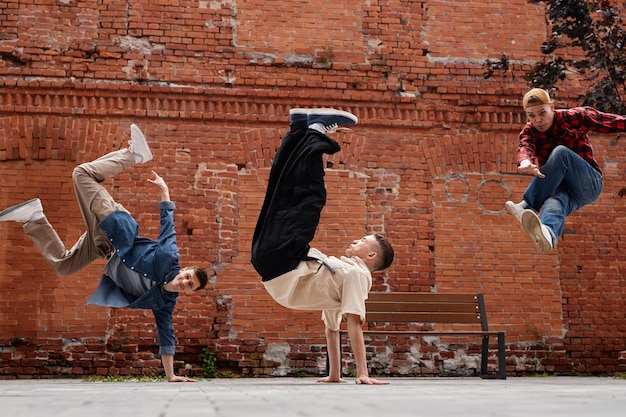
[1,0,625,379]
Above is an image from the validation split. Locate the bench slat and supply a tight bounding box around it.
[367,293,478,303]
[367,301,479,314]
[366,311,480,323]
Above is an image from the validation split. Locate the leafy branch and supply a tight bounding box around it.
[525,0,626,113]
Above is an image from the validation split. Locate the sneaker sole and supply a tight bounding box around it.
[521,210,552,253]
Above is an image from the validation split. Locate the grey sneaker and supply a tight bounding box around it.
[0,198,43,223]
[307,109,357,133]
[505,201,524,224]
[521,209,554,253]
[129,124,153,164]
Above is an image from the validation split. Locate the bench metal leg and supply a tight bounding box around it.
[480,333,507,380]
[496,331,506,380]
[480,335,489,378]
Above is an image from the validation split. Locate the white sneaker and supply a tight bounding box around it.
[0,198,43,223]
[129,124,153,164]
[504,201,524,224]
[521,209,554,253]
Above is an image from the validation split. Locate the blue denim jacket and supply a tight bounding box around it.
[87,201,180,355]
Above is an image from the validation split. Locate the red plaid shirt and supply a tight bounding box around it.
[518,107,626,175]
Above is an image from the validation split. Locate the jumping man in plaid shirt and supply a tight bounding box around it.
[505,88,626,253]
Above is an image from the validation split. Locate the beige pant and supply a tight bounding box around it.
[24,149,135,276]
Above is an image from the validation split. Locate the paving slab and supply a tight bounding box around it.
[1,377,625,417]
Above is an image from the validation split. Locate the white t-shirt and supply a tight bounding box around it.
[262,248,372,331]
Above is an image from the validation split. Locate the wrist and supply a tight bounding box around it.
[356,366,369,378]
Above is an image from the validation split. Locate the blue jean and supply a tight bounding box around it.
[523,145,603,242]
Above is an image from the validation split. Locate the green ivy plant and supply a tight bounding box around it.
[201,347,219,379]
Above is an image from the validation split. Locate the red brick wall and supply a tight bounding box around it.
[1,0,625,378]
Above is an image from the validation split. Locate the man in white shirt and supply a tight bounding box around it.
[251,109,394,385]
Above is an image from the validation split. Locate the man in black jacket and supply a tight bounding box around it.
[251,109,394,385]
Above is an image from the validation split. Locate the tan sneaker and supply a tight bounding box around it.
[521,209,554,253]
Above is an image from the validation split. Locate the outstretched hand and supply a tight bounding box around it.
[147,171,171,201]
[147,170,167,189]
[517,160,545,178]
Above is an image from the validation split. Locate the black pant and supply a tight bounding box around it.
[251,127,341,281]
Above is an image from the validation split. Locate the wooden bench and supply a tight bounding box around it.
[331,292,507,379]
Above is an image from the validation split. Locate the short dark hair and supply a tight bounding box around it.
[372,233,394,272]
[189,266,209,291]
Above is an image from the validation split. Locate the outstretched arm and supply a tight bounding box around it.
[147,171,171,202]
[346,313,388,385]
[161,354,197,382]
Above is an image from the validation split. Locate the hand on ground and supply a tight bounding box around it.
[167,375,197,382]
[355,376,389,385]
[316,376,347,383]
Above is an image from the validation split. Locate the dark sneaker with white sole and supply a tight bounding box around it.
[307,109,357,133]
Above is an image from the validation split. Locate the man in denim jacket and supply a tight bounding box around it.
[0,125,208,382]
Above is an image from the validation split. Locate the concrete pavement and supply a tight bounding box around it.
[1,376,625,417]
